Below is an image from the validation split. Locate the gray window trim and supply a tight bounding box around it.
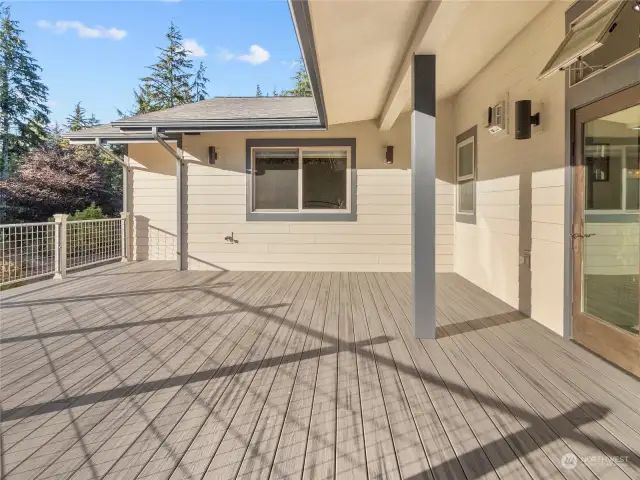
[245,138,357,222]
[456,125,477,224]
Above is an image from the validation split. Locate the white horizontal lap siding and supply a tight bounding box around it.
[129,144,178,262]
[453,1,567,334]
[181,116,429,272]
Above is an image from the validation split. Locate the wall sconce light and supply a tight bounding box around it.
[634,0,640,13]
[208,146,217,165]
[385,146,394,164]
[514,100,541,140]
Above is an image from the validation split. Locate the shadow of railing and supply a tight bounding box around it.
[2,270,639,479]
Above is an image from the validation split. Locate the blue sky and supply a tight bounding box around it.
[8,0,303,125]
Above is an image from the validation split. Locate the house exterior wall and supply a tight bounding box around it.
[126,112,455,272]
[129,142,178,261]
[452,1,567,334]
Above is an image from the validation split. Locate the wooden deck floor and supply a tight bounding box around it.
[1,261,639,480]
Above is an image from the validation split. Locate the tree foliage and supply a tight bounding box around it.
[0,137,121,222]
[191,62,209,102]
[282,58,311,97]
[65,102,100,132]
[128,22,210,114]
[256,84,262,97]
[0,3,50,177]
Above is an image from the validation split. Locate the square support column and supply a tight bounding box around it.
[411,54,436,339]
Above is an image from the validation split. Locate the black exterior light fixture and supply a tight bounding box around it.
[634,0,640,13]
[385,145,394,164]
[208,146,217,165]
[514,100,541,140]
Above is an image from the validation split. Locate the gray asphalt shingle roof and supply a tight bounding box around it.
[63,97,320,141]
[112,97,318,126]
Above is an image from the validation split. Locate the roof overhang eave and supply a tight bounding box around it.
[64,135,179,145]
[113,117,323,130]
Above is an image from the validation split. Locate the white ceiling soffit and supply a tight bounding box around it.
[538,0,626,80]
[380,0,551,129]
[308,0,552,128]
[307,0,426,126]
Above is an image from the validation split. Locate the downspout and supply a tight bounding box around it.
[151,127,184,271]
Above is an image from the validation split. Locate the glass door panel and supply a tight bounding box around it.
[573,90,639,377]
[582,110,639,334]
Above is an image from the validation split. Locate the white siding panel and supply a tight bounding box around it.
[130,144,178,262]
[452,1,567,334]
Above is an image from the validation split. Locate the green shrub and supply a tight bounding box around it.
[67,203,105,221]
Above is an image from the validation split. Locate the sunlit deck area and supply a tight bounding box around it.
[1,261,639,480]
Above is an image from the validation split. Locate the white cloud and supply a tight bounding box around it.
[237,45,270,65]
[281,60,300,69]
[47,100,58,108]
[37,20,127,40]
[218,45,270,65]
[182,39,206,57]
[216,47,235,62]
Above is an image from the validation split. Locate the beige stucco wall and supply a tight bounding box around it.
[452,1,567,334]
[127,112,455,272]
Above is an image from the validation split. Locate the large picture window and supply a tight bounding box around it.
[456,126,477,223]
[247,140,355,221]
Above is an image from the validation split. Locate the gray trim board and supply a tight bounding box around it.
[412,54,436,340]
[288,0,328,127]
[455,125,478,225]
[245,138,357,222]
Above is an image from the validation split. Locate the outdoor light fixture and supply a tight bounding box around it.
[385,146,394,164]
[634,0,640,13]
[208,146,217,165]
[514,100,541,140]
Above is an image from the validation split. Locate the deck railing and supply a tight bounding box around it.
[1,213,130,286]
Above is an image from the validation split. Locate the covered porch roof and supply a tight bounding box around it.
[297,0,556,128]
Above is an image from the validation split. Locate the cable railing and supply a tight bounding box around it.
[1,213,130,287]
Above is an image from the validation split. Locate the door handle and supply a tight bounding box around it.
[571,233,596,239]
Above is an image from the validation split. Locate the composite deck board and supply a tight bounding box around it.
[1,262,638,480]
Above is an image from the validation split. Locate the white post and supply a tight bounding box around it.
[53,214,67,279]
[120,212,131,262]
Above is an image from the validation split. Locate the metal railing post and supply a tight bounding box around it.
[53,214,67,279]
[120,212,131,262]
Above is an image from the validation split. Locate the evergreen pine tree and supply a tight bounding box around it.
[65,102,100,132]
[0,3,50,177]
[142,22,194,110]
[191,62,209,102]
[283,57,311,97]
[256,84,262,97]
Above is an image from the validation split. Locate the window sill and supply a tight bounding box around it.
[456,213,476,225]
[246,211,357,222]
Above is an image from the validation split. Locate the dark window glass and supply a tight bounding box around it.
[254,149,298,210]
[302,151,348,210]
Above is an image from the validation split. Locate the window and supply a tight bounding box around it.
[538,0,637,85]
[247,139,355,221]
[456,126,477,223]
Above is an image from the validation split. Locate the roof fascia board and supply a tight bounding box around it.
[378,1,442,131]
[288,0,327,127]
[113,118,321,129]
